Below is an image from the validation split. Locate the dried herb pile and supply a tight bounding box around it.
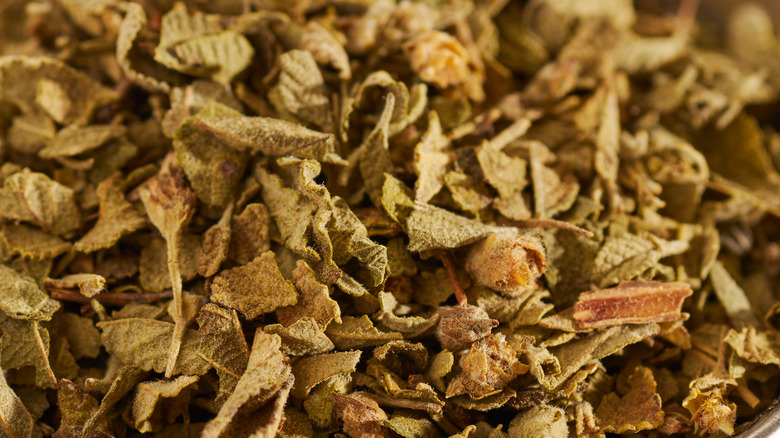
[3,0,780,436]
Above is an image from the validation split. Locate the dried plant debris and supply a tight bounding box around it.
[5,0,780,436]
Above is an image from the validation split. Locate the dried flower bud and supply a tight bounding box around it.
[436,304,498,351]
[465,232,547,295]
[446,333,524,399]
[404,30,484,101]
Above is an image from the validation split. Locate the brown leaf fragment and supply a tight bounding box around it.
[201,332,293,438]
[44,274,105,298]
[276,260,340,329]
[228,203,271,265]
[264,318,335,356]
[0,354,38,438]
[0,264,60,321]
[196,303,249,408]
[0,169,80,236]
[465,231,547,295]
[508,405,568,438]
[595,366,664,433]
[183,101,341,162]
[326,315,403,350]
[0,56,118,125]
[53,379,110,438]
[0,315,57,388]
[333,392,392,438]
[269,50,334,132]
[291,350,362,399]
[97,318,211,376]
[436,304,498,352]
[74,173,147,253]
[132,375,199,433]
[1,223,72,260]
[211,251,298,320]
[39,123,125,159]
[446,333,524,400]
[413,111,450,203]
[573,281,692,329]
[197,202,233,277]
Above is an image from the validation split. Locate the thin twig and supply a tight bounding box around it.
[440,252,468,306]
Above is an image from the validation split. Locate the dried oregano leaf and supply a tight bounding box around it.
[382,175,507,252]
[414,111,450,203]
[1,223,71,260]
[74,173,147,253]
[181,101,341,163]
[197,201,233,277]
[0,361,37,438]
[202,332,293,438]
[226,203,270,265]
[0,314,57,389]
[264,318,335,356]
[330,197,389,288]
[0,264,60,321]
[0,168,80,236]
[595,366,664,433]
[333,392,391,438]
[155,3,253,84]
[132,375,199,433]
[54,379,110,438]
[44,274,105,298]
[139,235,201,292]
[210,251,298,320]
[269,50,333,132]
[326,315,404,350]
[39,123,125,159]
[115,2,171,93]
[276,260,340,329]
[97,318,211,376]
[291,350,361,399]
[508,405,567,438]
[196,303,249,409]
[0,56,117,125]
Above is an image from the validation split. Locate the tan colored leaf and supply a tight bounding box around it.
[0,264,60,321]
[269,50,333,132]
[202,332,293,438]
[228,203,271,265]
[333,392,392,438]
[53,379,110,438]
[326,315,403,350]
[1,223,71,260]
[264,318,335,356]
[596,366,664,433]
[508,405,568,438]
[0,357,37,438]
[291,350,361,399]
[97,318,211,376]
[413,111,450,203]
[0,314,57,388]
[197,202,233,277]
[446,333,524,399]
[196,303,249,408]
[211,251,298,319]
[0,56,117,125]
[0,168,80,236]
[132,375,199,433]
[276,260,340,329]
[74,173,147,253]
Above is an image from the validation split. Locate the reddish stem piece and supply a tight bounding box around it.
[440,252,468,306]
